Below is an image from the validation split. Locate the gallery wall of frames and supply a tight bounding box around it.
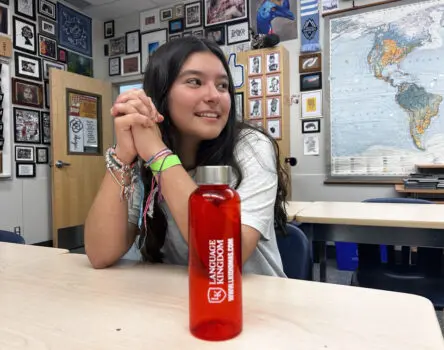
[0,0,93,179]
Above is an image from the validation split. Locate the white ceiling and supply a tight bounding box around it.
[78,0,180,21]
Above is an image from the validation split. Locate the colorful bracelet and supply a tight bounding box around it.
[150,154,181,173]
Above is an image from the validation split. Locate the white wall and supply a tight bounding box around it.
[0,0,104,244]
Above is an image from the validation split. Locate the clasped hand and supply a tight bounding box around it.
[110,89,166,164]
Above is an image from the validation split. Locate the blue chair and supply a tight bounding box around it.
[276,223,312,280]
[0,230,25,244]
[352,198,444,309]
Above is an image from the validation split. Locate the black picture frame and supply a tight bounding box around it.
[13,107,41,144]
[15,145,34,162]
[108,56,120,76]
[44,80,50,109]
[184,1,202,29]
[204,0,248,27]
[38,16,56,39]
[0,6,8,35]
[301,119,321,134]
[13,16,37,55]
[12,78,44,109]
[16,162,36,178]
[41,111,50,144]
[104,19,114,39]
[36,147,48,164]
[38,34,57,60]
[125,29,140,54]
[226,20,250,45]
[38,0,56,20]
[15,0,36,21]
[168,18,184,34]
[0,0,9,5]
[234,91,244,122]
[14,51,42,81]
[205,25,225,45]
[300,72,322,92]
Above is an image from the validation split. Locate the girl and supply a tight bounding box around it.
[85,37,289,277]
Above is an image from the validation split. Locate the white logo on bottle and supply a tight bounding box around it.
[207,287,227,303]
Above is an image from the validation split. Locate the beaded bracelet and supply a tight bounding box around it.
[105,145,138,201]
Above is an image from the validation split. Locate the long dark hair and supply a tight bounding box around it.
[138,37,288,262]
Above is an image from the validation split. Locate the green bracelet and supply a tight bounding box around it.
[150,154,181,173]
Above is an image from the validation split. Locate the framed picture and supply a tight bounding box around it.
[248,77,262,98]
[43,59,65,79]
[58,47,67,63]
[302,118,321,133]
[227,20,250,45]
[248,98,263,120]
[169,18,184,34]
[234,92,244,122]
[266,74,281,96]
[266,97,281,118]
[301,90,322,118]
[38,16,56,39]
[15,0,36,20]
[12,78,43,108]
[38,0,56,20]
[104,20,114,39]
[121,54,140,76]
[140,8,158,32]
[300,72,322,92]
[174,3,184,18]
[109,57,120,76]
[266,52,280,74]
[44,80,49,109]
[266,118,282,140]
[67,50,93,77]
[125,30,140,54]
[109,36,125,56]
[206,25,225,45]
[36,147,48,163]
[183,31,192,37]
[0,6,8,35]
[13,16,37,54]
[140,29,167,72]
[248,54,262,76]
[160,8,173,22]
[13,107,41,143]
[299,53,321,73]
[16,162,36,178]
[193,29,204,38]
[169,34,181,41]
[15,52,42,81]
[185,1,202,29]
[15,145,34,162]
[58,3,92,57]
[38,34,57,60]
[41,111,50,144]
[204,0,248,26]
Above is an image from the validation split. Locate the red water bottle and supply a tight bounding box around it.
[188,165,242,341]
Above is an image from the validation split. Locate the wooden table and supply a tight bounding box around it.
[285,201,313,221]
[296,201,444,281]
[0,242,68,268]
[2,252,443,349]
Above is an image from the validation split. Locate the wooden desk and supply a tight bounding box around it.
[296,201,444,282]
[2,253,443,349]
[285,201,314,221]
[0,242,68,268]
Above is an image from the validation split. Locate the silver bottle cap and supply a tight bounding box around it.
[195,166,232,185]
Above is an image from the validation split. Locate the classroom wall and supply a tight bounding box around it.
[0,0,105,244]
[101,0,398,203]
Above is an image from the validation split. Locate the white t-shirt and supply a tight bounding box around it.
[128,129,286,277]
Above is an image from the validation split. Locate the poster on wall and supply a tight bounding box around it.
[249,0,297,41]
[204,0,248,27]
[67,90,101,154]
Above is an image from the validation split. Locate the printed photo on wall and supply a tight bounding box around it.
[204,0,248,27]
[15,0,36,20]
[39,34,57,60]
[38,0,56,20]
[13,107,41,144]
[249,0,297,41]
[266,97,280,117]
[266,52,280,73]
[248,54,262,76]
[41,111,50,144]
[300,72,322,91]
[38,16,56,38]
[301,90,322,118]
[299,52,321,73]
[12,78,43,108]
[160,8,173,22]
[36,147,48,163]
[121,54,140,76]
[205,26,225,45]
[249,77,262,97]
[108,56,120,76]
[125,29,140,54]
[227,20,250,45]
[104,20,114,39]
[141,29,167,72]
[266,118,282,140]
[302,118,320,133]
[16,162,36,178]
[248,98,263,119]
[109,36,125,56]
[15,145,34,162]
[184,1,202,29]
[13,16,37,54]
[140,8,159,32]
[15,52,42,81]
[266,75,280,96]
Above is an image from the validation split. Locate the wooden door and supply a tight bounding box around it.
[50,70,113,248]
